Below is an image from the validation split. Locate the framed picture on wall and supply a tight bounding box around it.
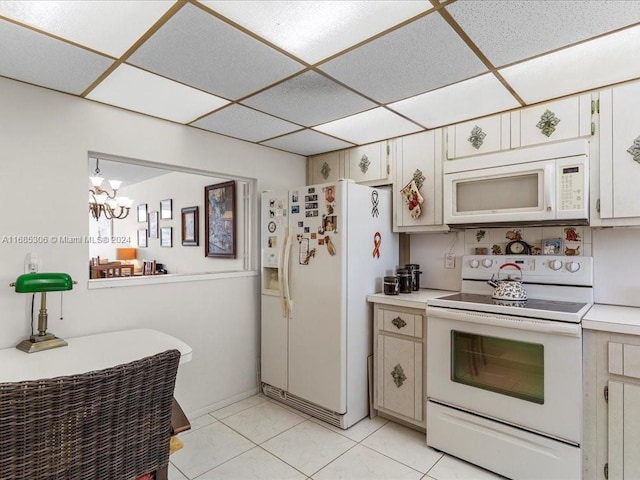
[137,229,147,248]
[160,199,173,220]
[160,227,172,247]
[204,180,236,258]
[148,211,159,239]
[137,204,147,223]
[181,206,199,246]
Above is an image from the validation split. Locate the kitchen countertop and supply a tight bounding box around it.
[583,304,640,336]
[367,289,458,309]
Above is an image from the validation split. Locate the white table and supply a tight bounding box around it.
[0,328,192,383]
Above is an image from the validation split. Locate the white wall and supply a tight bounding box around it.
[0,77,305,415]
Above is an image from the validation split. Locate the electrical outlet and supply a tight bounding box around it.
[445,253,455,269]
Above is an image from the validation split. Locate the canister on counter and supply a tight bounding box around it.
[405,263,422,291]
[396,268,412,294]
[384,276,399,295]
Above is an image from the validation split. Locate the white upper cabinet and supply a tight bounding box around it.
[511,94,593,148]
[307,150,345,185]
[345,140,393,186]
[447,112,511,159]
[597,81,640,225]
[394,130,447,232]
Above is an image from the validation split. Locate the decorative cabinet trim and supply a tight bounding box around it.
[468,125,487,149]
[391,363,406,388]
[536,109,561,137]
[320,161,331,180]
[627,136,640,163]
[359,154,370,174]
[391,316,407,329]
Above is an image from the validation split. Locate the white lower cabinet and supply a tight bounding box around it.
[373,303,425,428]
[584,329,640,479]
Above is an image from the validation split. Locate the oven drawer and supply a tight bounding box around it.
[381,309,423,338]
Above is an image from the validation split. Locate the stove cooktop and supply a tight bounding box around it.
[428,292,592,323]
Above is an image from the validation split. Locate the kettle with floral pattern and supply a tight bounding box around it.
[487,263,528,301]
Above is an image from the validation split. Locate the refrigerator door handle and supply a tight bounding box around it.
[278,227,289,317]
[283,231,293,318]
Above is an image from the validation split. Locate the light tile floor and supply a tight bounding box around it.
[168,395,506,480]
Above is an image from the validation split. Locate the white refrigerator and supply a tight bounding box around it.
[260,180,398,429]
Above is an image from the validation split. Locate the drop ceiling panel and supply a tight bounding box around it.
[501,25,640,104]
[318,12,487,104]
[242,71,376,127]
[86,64,230,124]
[193,104,301,142]
[446,0,640,68]
[0,18,113,95]
[127,3,305,100]
[202,0,432,64]
[261,130,354,156]
[0,0,173,57]
[313,107,422,145]
[389,73,520,128]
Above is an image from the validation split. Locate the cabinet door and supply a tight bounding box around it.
[308,151,344,185]
[512,95,592,148]
[377,335,422,421]
[608,381,640,479]
[346,141,390,185]
[447,113,510,159]
[599,83,640,220]
[394,130,446,231]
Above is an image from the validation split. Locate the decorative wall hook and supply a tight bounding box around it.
[359,154,370,174]
[320,162,331,180]
[468,125,486,149]
[536,109,561,137]
[391,364,407,388]
[412,169,425,191]
[627,136,640,163]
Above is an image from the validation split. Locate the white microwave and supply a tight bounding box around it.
[444,140,589,226]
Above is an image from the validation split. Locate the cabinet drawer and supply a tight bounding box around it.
[381,309,422,338]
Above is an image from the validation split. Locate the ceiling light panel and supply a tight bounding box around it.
[319,12,487,104]
[242,71,376,126]
[86,64,229,124]
[389,73,520,128]
[127,3,304,100]
[500,25,640,104]
[201,0,432,64]
[0,19,113,95]
[261,129,354,156]
[446,0,640,68]
[193,104,301,142]
[0,0,173,57]
[314,107,422,145]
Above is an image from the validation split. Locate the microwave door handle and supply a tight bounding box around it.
[544,164,554,212]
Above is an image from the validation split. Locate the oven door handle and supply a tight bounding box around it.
[426,306,581,337]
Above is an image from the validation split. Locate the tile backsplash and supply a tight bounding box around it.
[464,226,592,256]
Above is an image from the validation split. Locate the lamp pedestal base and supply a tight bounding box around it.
[16,334,68,353]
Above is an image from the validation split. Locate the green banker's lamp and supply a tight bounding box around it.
[10,272,75,353]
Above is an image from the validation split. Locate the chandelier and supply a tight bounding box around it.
[89,159,132,220]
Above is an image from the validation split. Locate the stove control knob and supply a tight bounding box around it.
[549,259,563,271]
[481,258,493,268]
[469,259,479,269]
[566,261,581,273]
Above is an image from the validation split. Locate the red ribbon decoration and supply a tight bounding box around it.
[372,231,382,258]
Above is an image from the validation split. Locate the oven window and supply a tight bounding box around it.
[451,331,544,404]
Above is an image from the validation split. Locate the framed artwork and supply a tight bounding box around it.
[96,214,112,240]
[204,180,236,258]
[160,199,173,220]
[137,204,147,223]
[137,229,147,248]
[160,227,172,248]
[181,206,199,246]
[148,211,159,239]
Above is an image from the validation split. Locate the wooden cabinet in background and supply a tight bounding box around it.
[446,112,511,160]
[307,150,345,185]
[345,140,393,186]
[373,304,426,429]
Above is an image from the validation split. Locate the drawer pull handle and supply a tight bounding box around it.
[391,364,406,388]
[391,317,406,329]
